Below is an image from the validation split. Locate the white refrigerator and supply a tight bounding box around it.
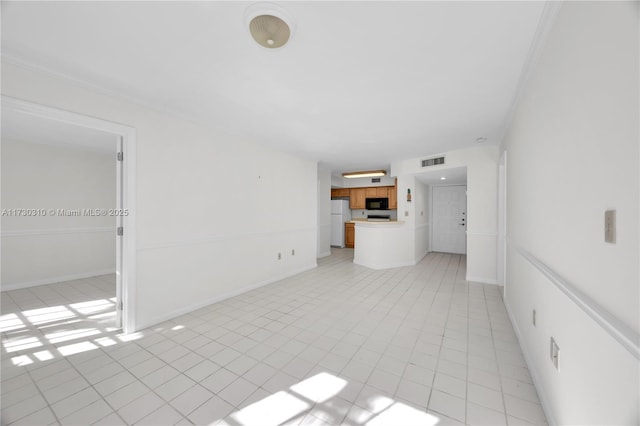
[330,200,352,247]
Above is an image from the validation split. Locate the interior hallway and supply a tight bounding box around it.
[1,252,545,425]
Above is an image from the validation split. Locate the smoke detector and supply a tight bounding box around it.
[245,3,295,49]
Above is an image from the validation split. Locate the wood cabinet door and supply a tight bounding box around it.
[389,185,397,209]
[365,187,377,197]
[376,187,389,198]
[350,188,366,209]
[345,223,355,248]
[331,188,350,198]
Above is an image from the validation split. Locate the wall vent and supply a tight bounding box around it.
[371,178,381,183]
[421,156,445,167]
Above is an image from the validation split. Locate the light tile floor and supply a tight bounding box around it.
[1,250,547,425]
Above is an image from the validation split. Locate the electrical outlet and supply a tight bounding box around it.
[405,211,409,217]
[277,252,281,260]
[550,337,559,370]
[291,249,295,256]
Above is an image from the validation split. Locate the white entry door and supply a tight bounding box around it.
[432,185,467,254]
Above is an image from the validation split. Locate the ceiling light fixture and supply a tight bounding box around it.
[342,170,387,179]
[245,3,295,49]
[440,176,446,180]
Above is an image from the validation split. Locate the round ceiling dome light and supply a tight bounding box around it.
[249,14,290,48]
[245,3,295,49]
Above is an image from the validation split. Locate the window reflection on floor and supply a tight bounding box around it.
[2,274,117,366]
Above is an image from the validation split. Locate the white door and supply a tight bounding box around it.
[432,185,467,254]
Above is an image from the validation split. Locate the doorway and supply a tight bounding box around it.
[1,96,136,333]
[432,185,467,254]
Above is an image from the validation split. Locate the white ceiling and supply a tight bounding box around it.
[2,108,118,154]
[1,1,548,173]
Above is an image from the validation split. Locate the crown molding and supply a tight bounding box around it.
[496,0,564,150]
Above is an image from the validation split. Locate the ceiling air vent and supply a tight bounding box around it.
[421,156,445,167]
[371,178,381,183]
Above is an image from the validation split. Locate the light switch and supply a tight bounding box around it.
[605,210,616,243]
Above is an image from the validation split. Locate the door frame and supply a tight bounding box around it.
[2,95,137,333]
[430,184,468,254]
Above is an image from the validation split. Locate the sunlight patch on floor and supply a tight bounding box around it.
[290,371,347,403]
[231,390,310,425]
[57,340,99,356]
[0,313,25,333]
[23,305,76,325]
[221,372,443,426]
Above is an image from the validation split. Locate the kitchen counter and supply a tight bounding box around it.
[350,219,404,225]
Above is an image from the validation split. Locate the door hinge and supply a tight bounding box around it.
[118,301,123,311]
[117,227,124,236]
[117,152,124,162]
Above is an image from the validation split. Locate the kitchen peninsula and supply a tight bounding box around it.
[351,219,414,270]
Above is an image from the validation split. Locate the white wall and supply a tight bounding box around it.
[2,62,319,331]
[392,145,499,283]
[502,2,639,424]
[317,165,331,258]
[330,174,344,187]
[414,179,429,262]
[1,139,116,289]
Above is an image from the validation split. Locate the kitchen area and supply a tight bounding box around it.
[330,178,416,270]
[330,181,399,249]
[327,170,433,271]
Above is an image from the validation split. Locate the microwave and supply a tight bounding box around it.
[365,198,389,210]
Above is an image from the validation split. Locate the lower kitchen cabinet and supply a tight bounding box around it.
[345,222,355,248]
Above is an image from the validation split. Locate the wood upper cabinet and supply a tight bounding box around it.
[350,188,366,209]
[366,186,389,198]
[376,187,389,198]
[331,188,350,198]
[345,222,355,248]
[333,185,396,209]
[389,181,398,209]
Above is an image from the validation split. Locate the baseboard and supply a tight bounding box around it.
[135,263,318,332]
[1,269,116,291]
[504,300,558,426]
[466,275,498,285]
[317,251,331,259]
[414,249,428,264]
